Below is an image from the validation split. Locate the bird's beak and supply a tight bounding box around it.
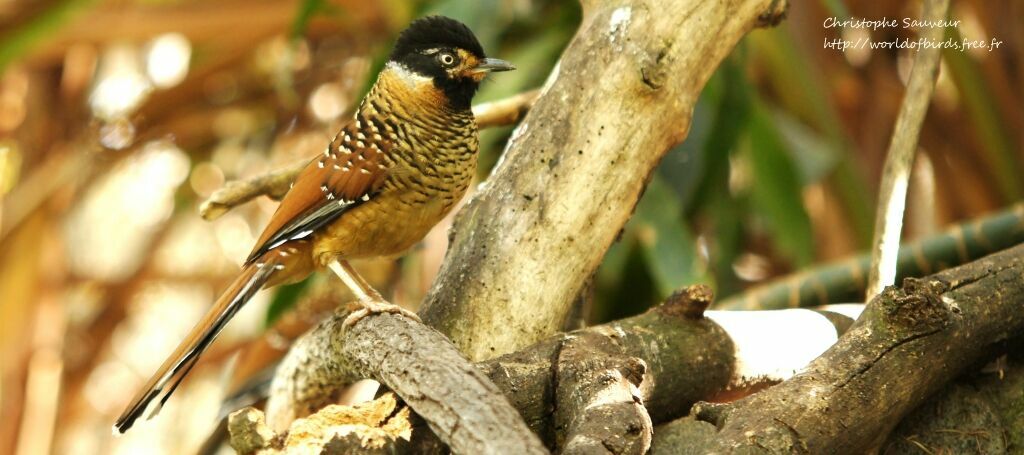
[470,58,516,75]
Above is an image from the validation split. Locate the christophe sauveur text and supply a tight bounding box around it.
[822,17,1003,52]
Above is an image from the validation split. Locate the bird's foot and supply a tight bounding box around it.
[342,299,421,329]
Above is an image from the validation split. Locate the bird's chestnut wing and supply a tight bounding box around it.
[245,124,393,263]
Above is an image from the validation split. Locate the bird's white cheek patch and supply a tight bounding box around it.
[387,62,433,88]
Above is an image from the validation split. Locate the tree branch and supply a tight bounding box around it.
[554,330,653,454]
[266,283,860,451]
[666,243,1024,453]
[474,285,733,441]
[268,285,733,452]
[264,306,548,454]
[418,0,790,362]
[197,89,540,221]
[472,89,540,130]
[866,0,951,299]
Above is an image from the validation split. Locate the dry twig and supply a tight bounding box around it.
[866,0,951,299]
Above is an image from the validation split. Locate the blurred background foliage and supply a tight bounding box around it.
[0,0,1021,453]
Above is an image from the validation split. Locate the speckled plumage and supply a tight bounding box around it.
[114,15,511,434]
[308,65,479,263]
[243,63,479,274]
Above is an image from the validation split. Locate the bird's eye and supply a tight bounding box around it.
[439,53,457,66]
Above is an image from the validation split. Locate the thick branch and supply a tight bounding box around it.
[476,285,733,441]
[554,332,652,454]
[670,243,1024,453]
[879,343,1024,451]
[881,380,1012,453]
[198,90,540,220]
[267,286,862,451]
[267,286,734,449]
[264,307,548,454]
[419,0,789,362]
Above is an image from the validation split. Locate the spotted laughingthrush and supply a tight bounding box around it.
[114,16,515,433]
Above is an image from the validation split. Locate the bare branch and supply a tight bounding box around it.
[667,244,1024,453]
[472,89,540,129]
[266,285,733,451]
[270,284,849,450]
[866,0,951,299]
[264,306,549,454]
[198,158,306,221]
[555,333,652,454]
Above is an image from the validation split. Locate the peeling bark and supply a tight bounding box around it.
[266,285,865,452]
[554,332,652,454]
[265,309,548,454]
[229,394,411,455]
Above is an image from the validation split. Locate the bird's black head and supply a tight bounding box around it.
[387,16,514,110]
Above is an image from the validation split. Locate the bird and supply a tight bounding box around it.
[114,15,514,434]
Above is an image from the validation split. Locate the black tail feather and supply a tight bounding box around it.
[114,261,277,434]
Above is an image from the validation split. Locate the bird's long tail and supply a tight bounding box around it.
[113,259,279,434]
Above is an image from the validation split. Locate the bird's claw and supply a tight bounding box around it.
[342,299,421,329]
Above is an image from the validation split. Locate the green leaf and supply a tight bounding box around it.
[658,88,714,211]
[596,235,633,290]
[593,240,659,323]
[631,176,710,297]
[707,189,747,299]
[747,27,873,247]
[770,107,840,184]
[686,54,752,216]
[745,102,814,267]
[682,56,753,298]
[264,275,313,327]
[943,28,1024,201]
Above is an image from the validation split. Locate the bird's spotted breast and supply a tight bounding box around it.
[310,66,479,265]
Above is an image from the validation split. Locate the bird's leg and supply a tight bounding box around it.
[328,259,421,327]
[329,259,385,302]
